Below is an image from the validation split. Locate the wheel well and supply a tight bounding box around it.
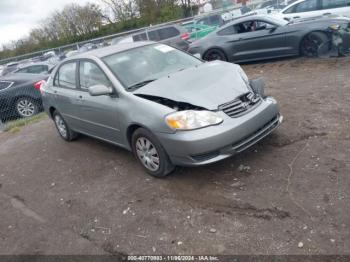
[203,48,228,61]
[127,124,142,148]
[299,31,329,55]
[49,107,56,118]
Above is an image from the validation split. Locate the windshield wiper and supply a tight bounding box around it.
[127,79,156,91]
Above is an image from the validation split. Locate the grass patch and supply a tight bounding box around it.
[2,113,48,133]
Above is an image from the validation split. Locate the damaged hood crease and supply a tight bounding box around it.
[133,62,249,110]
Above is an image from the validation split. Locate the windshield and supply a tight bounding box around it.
[267,16,289,26]
[102,44,203,90]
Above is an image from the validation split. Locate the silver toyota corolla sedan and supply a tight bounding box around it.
[41,41,282,177]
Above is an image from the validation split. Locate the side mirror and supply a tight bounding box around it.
[269,26,278,32]
[88,84,113,96]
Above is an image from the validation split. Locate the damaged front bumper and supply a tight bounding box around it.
[156,97,282,166]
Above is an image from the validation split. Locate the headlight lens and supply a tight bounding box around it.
[165,110,223,130]
[329,24,341,31]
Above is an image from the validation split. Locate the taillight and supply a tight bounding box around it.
[34,80,45,90]
[181,32,190,40]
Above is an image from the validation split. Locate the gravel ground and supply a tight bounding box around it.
[0,57,349,256]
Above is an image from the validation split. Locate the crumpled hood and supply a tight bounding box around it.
[133,61,249,110]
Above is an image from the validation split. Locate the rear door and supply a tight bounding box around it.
[321,0,350,17]
[228,19,288,61]
[73,60,122,143]
[51,61,81,129]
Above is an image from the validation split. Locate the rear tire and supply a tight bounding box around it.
[203,49,228,62]
[132,128,175,178]
[301,32,330,58]
[15,97,39,118]
[53,111,78,141]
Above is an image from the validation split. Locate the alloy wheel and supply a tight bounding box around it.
[17,99,35,117]
[135,137,160,172]
[54,115,67,138]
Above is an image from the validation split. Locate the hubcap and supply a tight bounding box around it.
[54,115,67,138]
[17,99,35,117]
[135,137,160,172]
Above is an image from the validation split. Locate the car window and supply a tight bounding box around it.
[16,68,29,73]
[133,33,148,41]
[295,0,319,12]
[208,15,222,25]
[197,17,209,25]
[148,30,161,41]
[218,25,236,35]
[55,62,77,89]
[322,0,350,9]
[283,4,296,13]
[234,20,275,34]
[157,27,180,40]
[79,61,111,90]
[27,65,48,74]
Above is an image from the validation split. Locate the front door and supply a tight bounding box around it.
[73,60,122,144]
[231,20,287,62]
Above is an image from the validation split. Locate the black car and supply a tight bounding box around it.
[0,73,48,120]
[188,15,350,62]
[0,62,19,76]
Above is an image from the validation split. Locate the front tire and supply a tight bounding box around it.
[301,32,330,58]
[53,111,78,141]
[132,128,175,178]
[203,49,228,62]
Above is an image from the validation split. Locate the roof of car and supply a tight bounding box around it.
[225,14,280,25]
[68,41,155,60]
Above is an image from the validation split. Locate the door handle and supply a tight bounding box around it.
[53,90,57,94]
[323,13,331,15]
[76,95,84,101]
[293,16,300,19]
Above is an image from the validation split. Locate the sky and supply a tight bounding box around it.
[0,0,100,47]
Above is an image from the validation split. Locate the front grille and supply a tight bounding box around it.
[232,115,280,153]
[219,92,260,118]
[0,81,14,91]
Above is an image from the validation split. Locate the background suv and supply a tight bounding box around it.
[111,25,189,50]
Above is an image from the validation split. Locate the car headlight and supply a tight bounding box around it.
[165,110,223,130]
[329,24,341,31]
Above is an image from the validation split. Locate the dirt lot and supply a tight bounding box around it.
[0,57,349,256]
